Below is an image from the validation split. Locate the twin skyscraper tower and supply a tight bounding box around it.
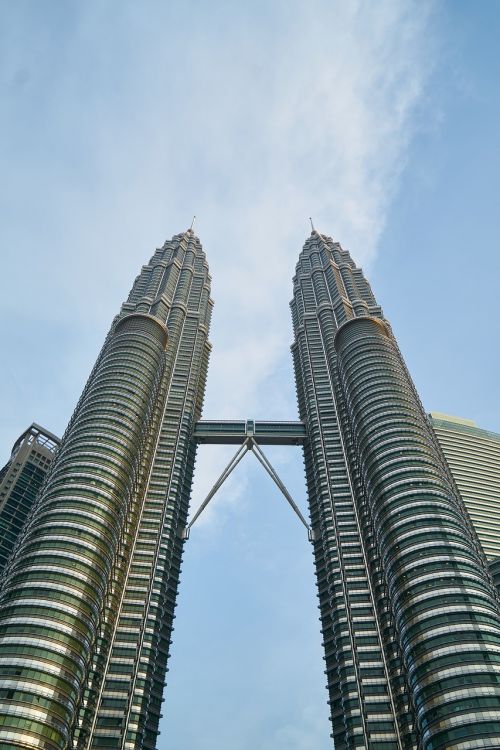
[0,229,500,750]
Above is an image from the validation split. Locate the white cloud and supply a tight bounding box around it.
[0,0,437,523]
[0,5,439,746]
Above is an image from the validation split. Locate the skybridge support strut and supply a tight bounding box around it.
[181,437,316,541]
[180,439,251,539]
[248,439,311,533]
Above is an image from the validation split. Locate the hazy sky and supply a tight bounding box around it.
[1,2,500,749]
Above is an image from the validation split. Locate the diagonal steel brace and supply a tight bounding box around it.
[180,437,316,541]
[180,439,252,539]
[248,438,310,532]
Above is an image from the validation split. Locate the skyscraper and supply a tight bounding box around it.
[0,424,60,576]
[429,412,500,591]
[1,228,500,750]
[0,230,212,750]
[291,230,500,750]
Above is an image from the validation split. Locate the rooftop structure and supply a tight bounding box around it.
[0,423,59,575]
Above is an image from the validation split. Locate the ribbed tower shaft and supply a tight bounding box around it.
[0,314,169,750]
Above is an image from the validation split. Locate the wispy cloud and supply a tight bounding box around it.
[0,0,436,452]
[0,0,437,528]
[0,2,440,747]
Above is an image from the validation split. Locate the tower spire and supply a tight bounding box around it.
[309,217,315,233]
[189,215,196,232]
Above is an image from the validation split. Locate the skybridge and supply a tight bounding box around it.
[193,419,307,445]
[185,419,312,540]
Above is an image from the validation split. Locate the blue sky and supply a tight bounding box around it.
[1,2,500,749]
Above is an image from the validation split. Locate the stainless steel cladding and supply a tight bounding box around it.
[0,231,212,750]
[291,230,500,750]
